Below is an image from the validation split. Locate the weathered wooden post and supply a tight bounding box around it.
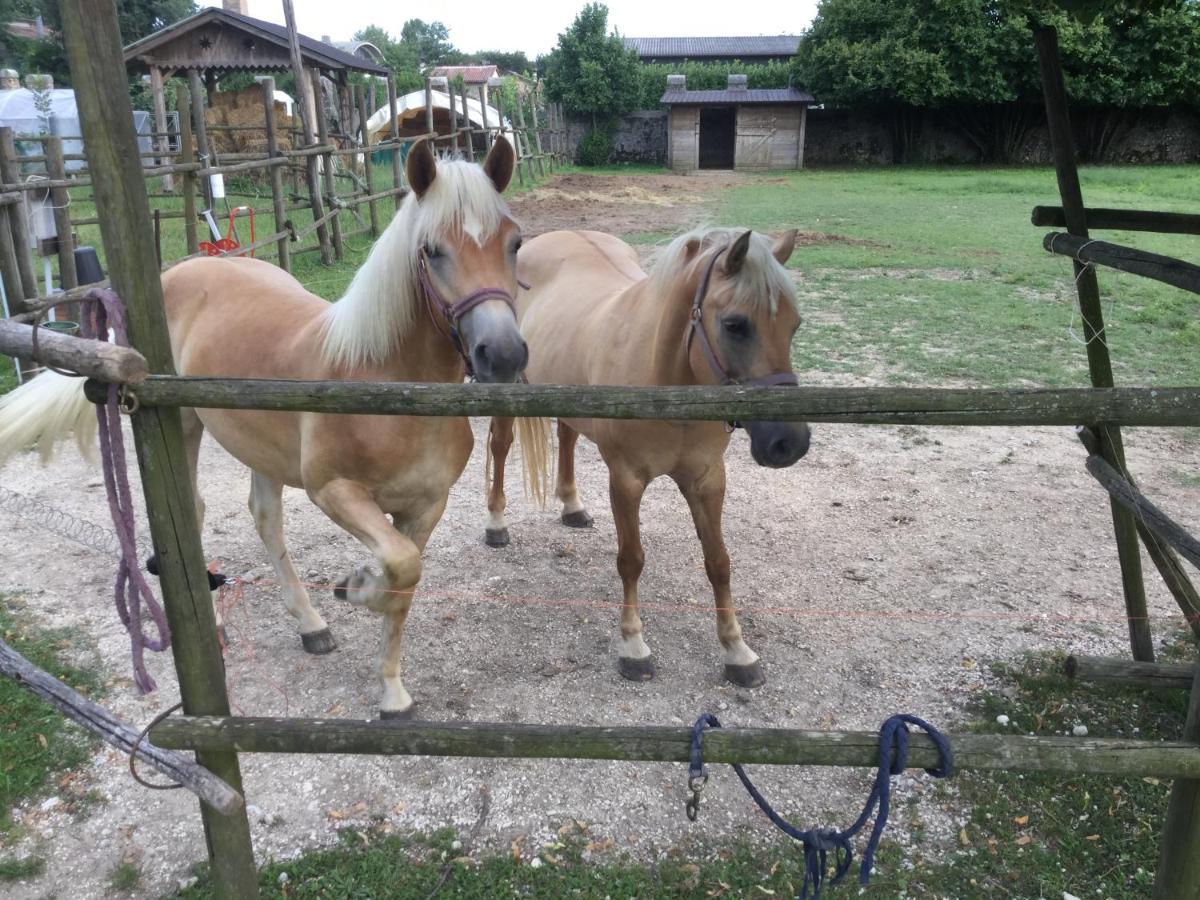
[282,0,331,265]
[0,201,25,310]
[1154,664,1200,898]
[459,81,474,162]
[477,83,493,151]
[493,89,524,187]
[58,2,258,897]
[1034,25,1154,662]
[529,88,547,174]
[311,69,344,260]
[187,69,214,212]
[148,65,174,192]
[0,127,38,305]
[446,78,461,154]
[355,85,379,236]
[386,73,402,197]
[261,76,291,271]
[44,136,77,292]
[175,84,199,255]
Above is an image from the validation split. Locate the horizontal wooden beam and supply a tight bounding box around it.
[1033,206,1200,235]
[90,379,1200,426]
[150,716,1200,778]
[1044,232,1200,296]
[1066,655,1197,691]
[0,318,147,383]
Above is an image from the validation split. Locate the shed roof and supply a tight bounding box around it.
[660,87,815,106]
[625,36,800,59]
[429,65,500,84]
[123,7,388,75]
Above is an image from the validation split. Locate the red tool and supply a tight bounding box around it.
[199,206,256,258]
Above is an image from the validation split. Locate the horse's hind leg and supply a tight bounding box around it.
[610,464,653,680]
[557,420,593,528]
[249,470,334,654]
[675,464,765,688]
[312,478,423,718]
[484,417,514,547]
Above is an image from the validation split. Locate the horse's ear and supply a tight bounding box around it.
[407,138,437,199]
[483,135,515,193]
[772,229,798,265]
[683,237,702,259]
[723,230,753,276]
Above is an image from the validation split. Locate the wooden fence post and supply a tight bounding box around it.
[281,0,330,265]
[529,90,547,174]
[1154,664,1200,898]
[459,83,474,162]
[187,69,214,212]
[261,77,291,272]
[387,73,402,201]
[446,79,461,154]
[311,69,343,261]
[0,204,25,310]
[477,85,492,151]
[355,85,379,236]
[0,127,38,306]
[148,65,174,193]
[1034,25,1154,663]
[175,84,199,255]
[44,136,77,295]
[493,91,523,187]
[58,3,258,898]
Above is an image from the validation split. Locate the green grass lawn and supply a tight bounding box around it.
[707,165,1200,387]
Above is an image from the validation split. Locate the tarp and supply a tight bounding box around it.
[365,89,516,155]
[0,88,155,172]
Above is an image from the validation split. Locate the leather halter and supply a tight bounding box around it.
[417,250,518,379]
[685,245,800,392]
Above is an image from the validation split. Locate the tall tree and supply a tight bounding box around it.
[399,18,456,69]
[543,3,638,127]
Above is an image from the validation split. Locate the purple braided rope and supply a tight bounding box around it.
[80,289,170,693]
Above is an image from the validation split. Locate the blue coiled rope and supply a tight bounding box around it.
[687,713,953,900]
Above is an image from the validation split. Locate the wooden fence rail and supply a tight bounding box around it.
[1044,232,1200,296]
[1033,206,1200,235]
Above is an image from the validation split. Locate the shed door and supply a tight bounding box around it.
[735,108,776,169]
[699,107,736,169]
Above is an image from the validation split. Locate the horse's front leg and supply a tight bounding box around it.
[484,417,514,547]
[674,464,765,688]
[609,464,654,680]
[310,478,423,718]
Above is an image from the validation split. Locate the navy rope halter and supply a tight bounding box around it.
[687,713,953,900]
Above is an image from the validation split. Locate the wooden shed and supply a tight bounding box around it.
[662,74,815,172]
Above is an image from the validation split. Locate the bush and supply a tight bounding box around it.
[576,127,613,166]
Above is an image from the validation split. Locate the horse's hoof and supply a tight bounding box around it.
[379,704,416,721]
[484,527,510,548]
[145,554,159,576]
[724,660,766,688]
[561,509,594,529]
[618,655,656,682]
[301,628,337,655]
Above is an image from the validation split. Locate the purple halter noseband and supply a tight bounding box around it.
[685,244,799,401]
[417,250,519,379]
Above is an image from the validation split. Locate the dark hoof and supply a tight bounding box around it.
[618,655,656,682]
[724,660,766,688]
[484,527,510,548]
[301,628,337,654]
[379,704,416,721]
[561,509,594,529]
[145,554,159,576]
[333,576,350,601]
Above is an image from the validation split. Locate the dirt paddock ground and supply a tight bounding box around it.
[2,171,1197,897]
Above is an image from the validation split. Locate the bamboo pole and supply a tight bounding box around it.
[93,379,1200,426]
[1032,206,1200,235]
[261,77,290,273]
[187,69,213,211]
[176,84,199,255]
[1065,655,1195,691]
[1034,25,1153,663]
[44,136,77,292]
[1044,232,1200,296]
[59,2,257,896]
[1154,664,1200,898]
[312,70,343,261]
[0,127,38,304]
[150,715,1200,779]
[356,85,378,236]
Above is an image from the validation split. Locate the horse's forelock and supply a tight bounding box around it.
[414,157,510,246]
[651,227,797,316]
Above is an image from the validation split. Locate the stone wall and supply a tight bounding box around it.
[565,111,668,164]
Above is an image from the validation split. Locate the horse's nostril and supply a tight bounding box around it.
[770,439,792,462]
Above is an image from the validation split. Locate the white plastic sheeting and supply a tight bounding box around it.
[0,88,156,172]
[365,89,515,155]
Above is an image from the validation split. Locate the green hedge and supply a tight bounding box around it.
[634,60,795,109]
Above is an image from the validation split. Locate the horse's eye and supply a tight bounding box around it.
[722,315,752,339]
[510,237,523,254]
[423,242,442,259]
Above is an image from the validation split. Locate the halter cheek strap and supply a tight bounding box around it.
[418,251,519,379]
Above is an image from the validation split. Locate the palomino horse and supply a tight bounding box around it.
[485,227,809,687]
[0,137,547,718]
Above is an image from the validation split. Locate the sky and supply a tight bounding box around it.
[201,1,819,58]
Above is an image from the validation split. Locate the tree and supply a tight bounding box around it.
[399,18,456,69]
[468,50,533,75]
[544,3,639,126]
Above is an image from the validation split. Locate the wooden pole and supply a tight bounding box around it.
[797,104,808,170]
[0,205,27,310]
[423,76,435,141]
[355,85,379,236]
[0,127,38,305]
[459,82,474,162]
[513,95,534,179]
[477,85,492,151]
[1034,24,1154,663]
[187,69,213,212]
[151,715,1200,779]
[1044,232,1200,296]
[101,380,1200,426]
[281,0,331,265]
[529,88,546,174]
[1065,655,1195,691]
[175,84,199,255]
[58,2,258,897]
[1032,205,1200,235]
[261,77,290,272]
[446,79,460,154]
[312,69,343,260]
[387,74,402,201]
[148,66,174,192]
[44,137,77,292]
[1154,664,1200,898]
[494,91,523,187]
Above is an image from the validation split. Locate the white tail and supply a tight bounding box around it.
[515,416,552,508]
[0,372,97,469]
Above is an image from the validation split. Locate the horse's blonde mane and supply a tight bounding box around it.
[648,227,797,316]
[319,157,510,368]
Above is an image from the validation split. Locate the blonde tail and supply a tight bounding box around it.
[0,371,97,469]
[515,416,553,508]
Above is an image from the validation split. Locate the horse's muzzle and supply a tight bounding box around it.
[471,333,529,383]
[746,421,810,469]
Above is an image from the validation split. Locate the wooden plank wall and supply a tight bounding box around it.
[668,106,698,171]
[735,107,801,171]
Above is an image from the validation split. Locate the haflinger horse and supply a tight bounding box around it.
[0,136,549,718]
[485,227,810,688]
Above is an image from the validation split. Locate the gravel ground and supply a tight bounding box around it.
[1,172,1197,898]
